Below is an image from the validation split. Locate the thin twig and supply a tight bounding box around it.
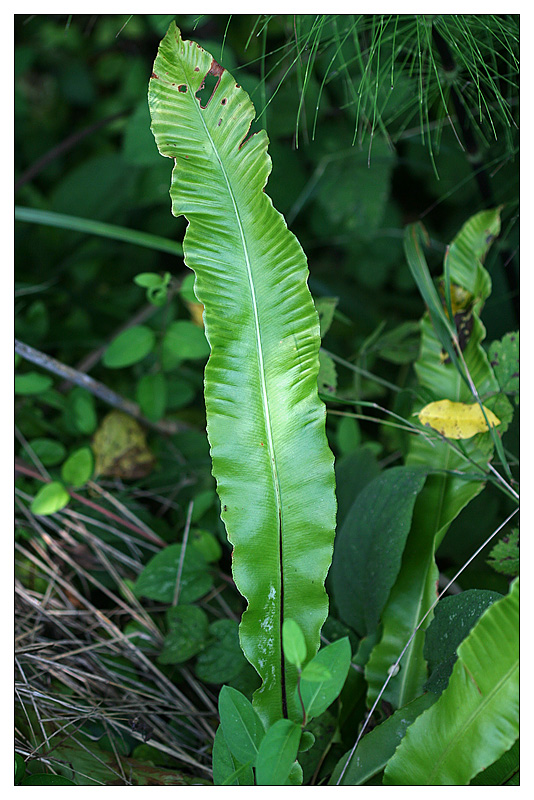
[15,339,188,437]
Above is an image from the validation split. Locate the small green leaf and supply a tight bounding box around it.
[190,529,222,563]
[102,325,156,368]
[61,446,94,488]
[65,387,97,435]
[30,482,70,516]
[15,372,53,395]
[298,638,351,721]
[299,731,315,752]
[286,760,304,785]
[134,544,213,604]
[218,686,265,766]
[282,619,307,669]
[161,320,209,369]
[165,375,196,409]
[28,438,66,466]
[136,372,167,422]
[255,718,301,786]
[134,272,166,288]
[158,605,209,665]
[195,620,247,684]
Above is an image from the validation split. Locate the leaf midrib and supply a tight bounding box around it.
[187,68,286,714]
[425,660,518,784]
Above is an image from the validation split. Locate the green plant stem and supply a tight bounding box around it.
[15,339,187,437]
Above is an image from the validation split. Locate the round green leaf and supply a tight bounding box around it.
[61,446,94,488]
[15,372,53,395]
[191,528,222,563]
[134,543,213,604]
[65,387,97,435]
[282,619,307,669]
[194,620,247,684]
[102,325,156,368]
[28,438,67,466]
[30,482,70,516]
[159,604,209,665]
[162,320,209,369]
[136,372,167,422]
[134,272,166,288]
[299,731,315,752]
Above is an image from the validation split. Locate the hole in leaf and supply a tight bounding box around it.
[178,84,187,93]
[196,72,219,108]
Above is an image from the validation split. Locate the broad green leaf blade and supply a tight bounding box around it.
[149,23,336,725]
[255,719,302,786]
[383,579,519,785]
[330,692,437,785]
[218,686,265,766]
[298,637,351,721]
[331,467,427,636]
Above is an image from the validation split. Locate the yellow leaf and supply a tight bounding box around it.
[418,399,501,440]
[92,411,155,478]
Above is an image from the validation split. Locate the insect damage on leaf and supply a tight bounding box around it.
[417,399,501,440]
[438,281,475,364]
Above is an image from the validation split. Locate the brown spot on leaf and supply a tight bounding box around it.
[209,58,225,78]
[151,72,159,79]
